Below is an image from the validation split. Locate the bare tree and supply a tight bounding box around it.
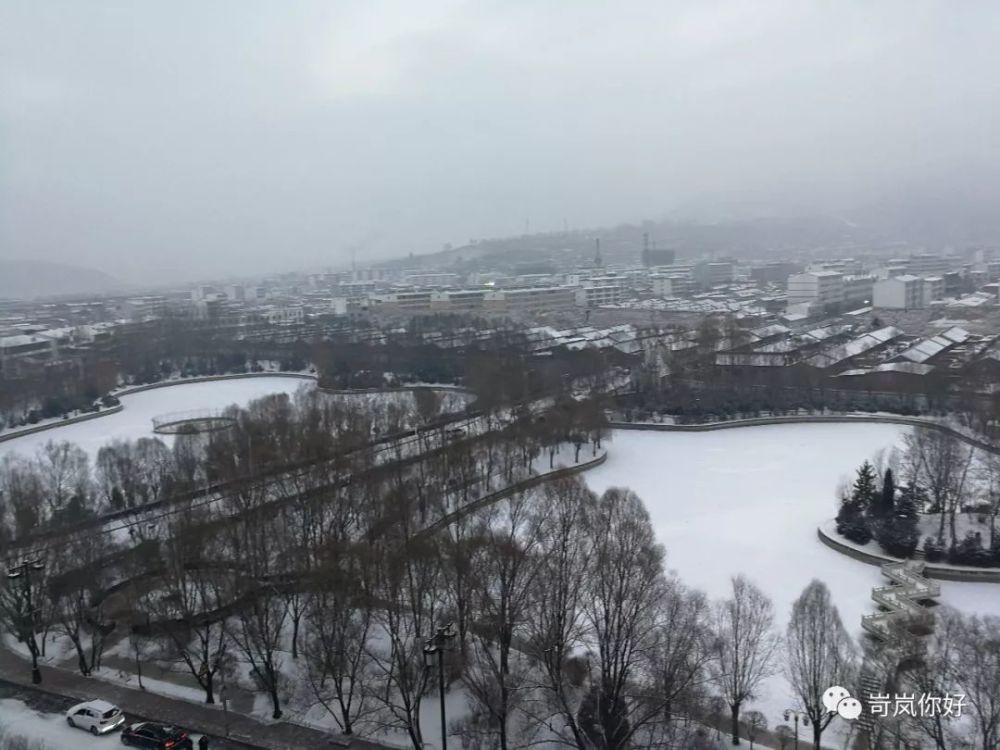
[367,484,443,750]
[0,557,48,682]
[463,490,548,750]
[578,487,668,750]
[148,514,229,703]
[522,477,594,750]
[221,489,290,719]
[710,575,780,746]
[0,455,45,538]
[35,441,90,518]
[903,427,976,548]
[743,710,767,750]
[785,580,856,749]
[977,450,1000,549]
[226,581,290,719]
[647,582,712,727]
[920,608,1000,750]
[303,546,377,736]
[46,536,114,676]
[774,724,794,750]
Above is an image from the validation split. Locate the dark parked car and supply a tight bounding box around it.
[121,722,193,749]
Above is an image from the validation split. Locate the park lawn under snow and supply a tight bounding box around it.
[0,376,314,464]
[583,424,1000,743]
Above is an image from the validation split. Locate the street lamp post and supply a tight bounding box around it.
[783,709,810,750]
[424,623,457,750]
[7,557,46,684]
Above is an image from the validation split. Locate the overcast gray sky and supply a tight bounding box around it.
[2,1,999,283]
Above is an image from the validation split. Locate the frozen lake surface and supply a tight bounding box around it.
[0,376,312,462]
[584,424,1000,733]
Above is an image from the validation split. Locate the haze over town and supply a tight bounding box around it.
[5,1,1000,284]
[7,4,1000,750]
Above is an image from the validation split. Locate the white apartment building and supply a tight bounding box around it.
[651,274,690,298]
[906,254,954,276]
[484,286,578,312]
[696,262,734,287]
[264,306,305,325]
[370,286,577,314]
[402,272,460,287]
[121,296,168,321]
[786,271,845,309]
[923,276,945,304]
[873,275,924,309]
[432,289,486,311]
[576,275,626,307]
[338,280,379,297]
[371,291,434,311]
[842,275,876,307]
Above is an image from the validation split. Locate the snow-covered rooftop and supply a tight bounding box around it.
[807,326,903,368]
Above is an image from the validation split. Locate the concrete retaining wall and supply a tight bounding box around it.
[114,370,316,398]
[318,383,470,396]
[610,414,998,453]
[816,523,1000,583]
[0,404,124,445]
[0,372,317,445]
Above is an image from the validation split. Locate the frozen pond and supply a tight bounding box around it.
[0,376,313,462]
[585,424,1000,733]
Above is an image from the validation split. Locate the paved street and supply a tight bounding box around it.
[0,644,386,750]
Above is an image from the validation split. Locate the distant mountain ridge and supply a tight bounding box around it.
[0,259,121,300]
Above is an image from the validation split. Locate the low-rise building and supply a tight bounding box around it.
[577,275,626,307]
[263,306,305,326]
[650,274,691,298]
[120,296,168,321]
[787,271,845,310]
[484,286,578,312]
[923,276,945,304]
[842,275,875,307]
[873,275,923,309]
[696,261,734,287]
[402,272,460,287]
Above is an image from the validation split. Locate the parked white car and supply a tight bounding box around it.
[66,699,126,735]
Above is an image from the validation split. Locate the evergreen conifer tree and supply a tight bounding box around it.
[877,468,895,519]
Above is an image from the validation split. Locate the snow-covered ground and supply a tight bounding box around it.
[583,424,1000,742]
[0,698,117,750]
[0,376,313,463]
[0,697,216,750]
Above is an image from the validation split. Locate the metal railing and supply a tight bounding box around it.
[151,409,237,433]
[861,561,939,642]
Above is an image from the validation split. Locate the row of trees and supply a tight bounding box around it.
[836,426,1000,566]
[8,376,1000,748]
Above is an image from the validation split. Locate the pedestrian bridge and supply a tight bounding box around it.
[152,409,237,434]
